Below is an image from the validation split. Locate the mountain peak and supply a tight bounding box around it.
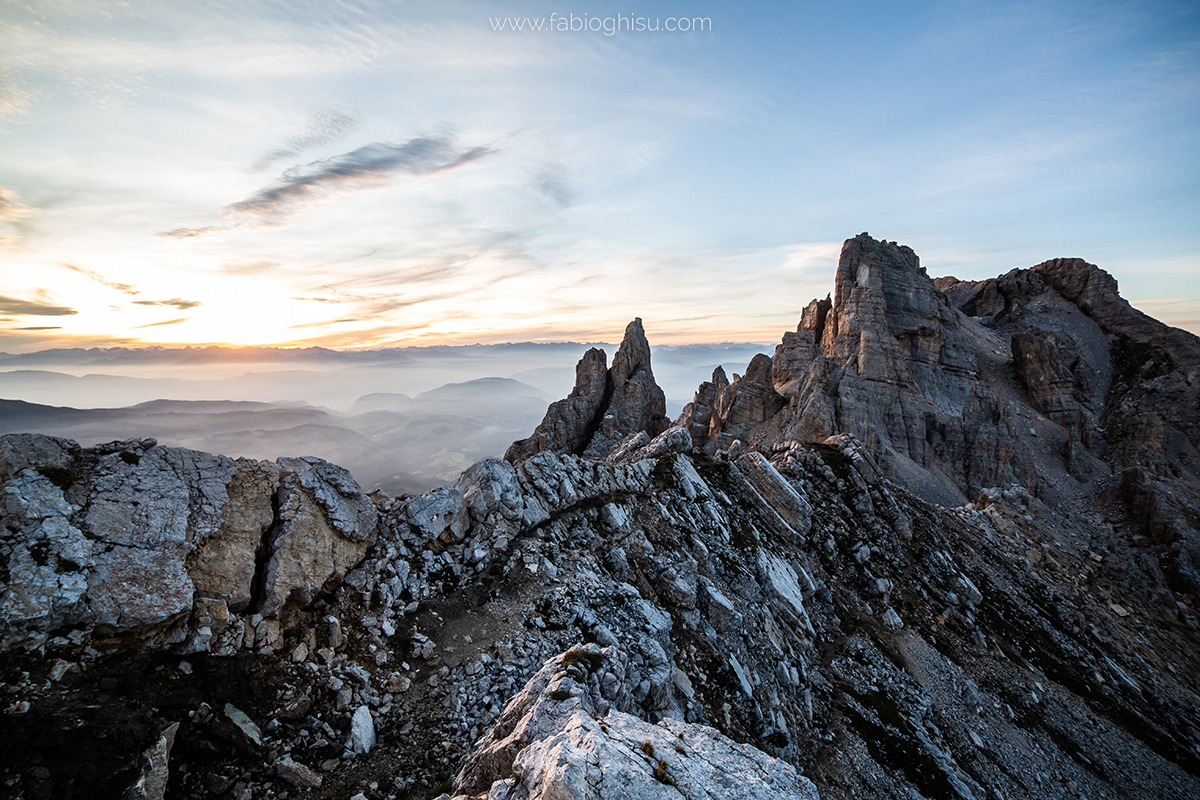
[505,319,669,463]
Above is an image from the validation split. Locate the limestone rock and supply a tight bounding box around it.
[0,468,93,651]
[492,709,819,800]
[127,721,178,800]
[582,318,669,460]
[684,234,1049,503]
[456,458,524,524]
[772,296,829,392]
[260,459,378,619]
[608,426,693,465]
[692,354,785,455]
[274,755,323,789]
[456,645,817,800]
[736,451,813,535]
[406,484,470,543]
[678,366,729,444]
[189,458,281,613]
[1011,333,1078,425]
[0,435,379,655]
[350,705,376,754]
[0,433,77,483]
[507,319,669,464]
[505,347,609,462]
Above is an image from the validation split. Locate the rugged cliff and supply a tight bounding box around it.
[2,234,1199,800]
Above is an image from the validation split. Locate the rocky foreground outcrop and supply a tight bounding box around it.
[0,434,377,655]
[2,234,1200,800]
[449,644,819,800]
[4,427,1200,800]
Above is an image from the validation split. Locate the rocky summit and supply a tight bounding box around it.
[2,234,1199,800]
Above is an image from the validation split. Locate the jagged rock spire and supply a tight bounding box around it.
[505,318,669,463]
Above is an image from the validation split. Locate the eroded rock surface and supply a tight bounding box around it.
[453,645,819,800]
[0,434,378,654]
[507,319,668,463]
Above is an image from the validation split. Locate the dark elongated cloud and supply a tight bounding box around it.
[534,166,574,209]
[0,295,77,316]
[226,135,496,220]
[133,298,203,309]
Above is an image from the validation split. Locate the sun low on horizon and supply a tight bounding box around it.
[1,0,1198,354]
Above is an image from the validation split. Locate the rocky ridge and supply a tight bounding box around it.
[1,234,1199,800]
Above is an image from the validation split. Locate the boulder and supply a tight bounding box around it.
[455,645,818,800]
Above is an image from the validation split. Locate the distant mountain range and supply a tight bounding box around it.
[0,341,774,413]
[0,377,557,495]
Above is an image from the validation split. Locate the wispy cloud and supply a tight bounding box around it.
[0,296,77,316]
[134,317,189,328]
[157,226,224,239]
[0,188,33,222]
[225,134,497,221]
[59,263,139,294]
[534,166,575,209]
[220,260,279,275]
[252,109,359,170]
[132,298,203,310]
[0,186,35,246]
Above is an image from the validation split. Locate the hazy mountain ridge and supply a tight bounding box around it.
[0,377,553,494]
[0,342,771,414]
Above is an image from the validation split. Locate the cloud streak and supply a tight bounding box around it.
[225,135,497,221]
[60,263,139,294]
[157,226,224,239]
[0,296,77,316]
[134,317,190,328]
[133,298,203,310]
[0,188,33,222]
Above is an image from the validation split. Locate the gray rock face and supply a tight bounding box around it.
[4,423,1200,800]
[505,348,610,463]
[687,354,786,455]
[455,645,818,800]
[127,721,178,800]
[260,459,378,621]
[1011,332,1079,426]
[678,366,728,445]
[0,434,378,654]
[676,234,1198,518]
[507,319,669,463]
[350,705,376,754]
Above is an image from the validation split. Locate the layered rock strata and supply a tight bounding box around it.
[4,430,1199,800]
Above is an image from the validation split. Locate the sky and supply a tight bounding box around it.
[1,0,1197,352]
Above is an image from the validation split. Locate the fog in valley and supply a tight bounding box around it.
[0,341,770,494]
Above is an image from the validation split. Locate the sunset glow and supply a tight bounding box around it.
[2,1,1197,352]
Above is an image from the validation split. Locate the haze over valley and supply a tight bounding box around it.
[0,341,771,491]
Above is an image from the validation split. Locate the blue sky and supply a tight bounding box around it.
[0,0,1197,350]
